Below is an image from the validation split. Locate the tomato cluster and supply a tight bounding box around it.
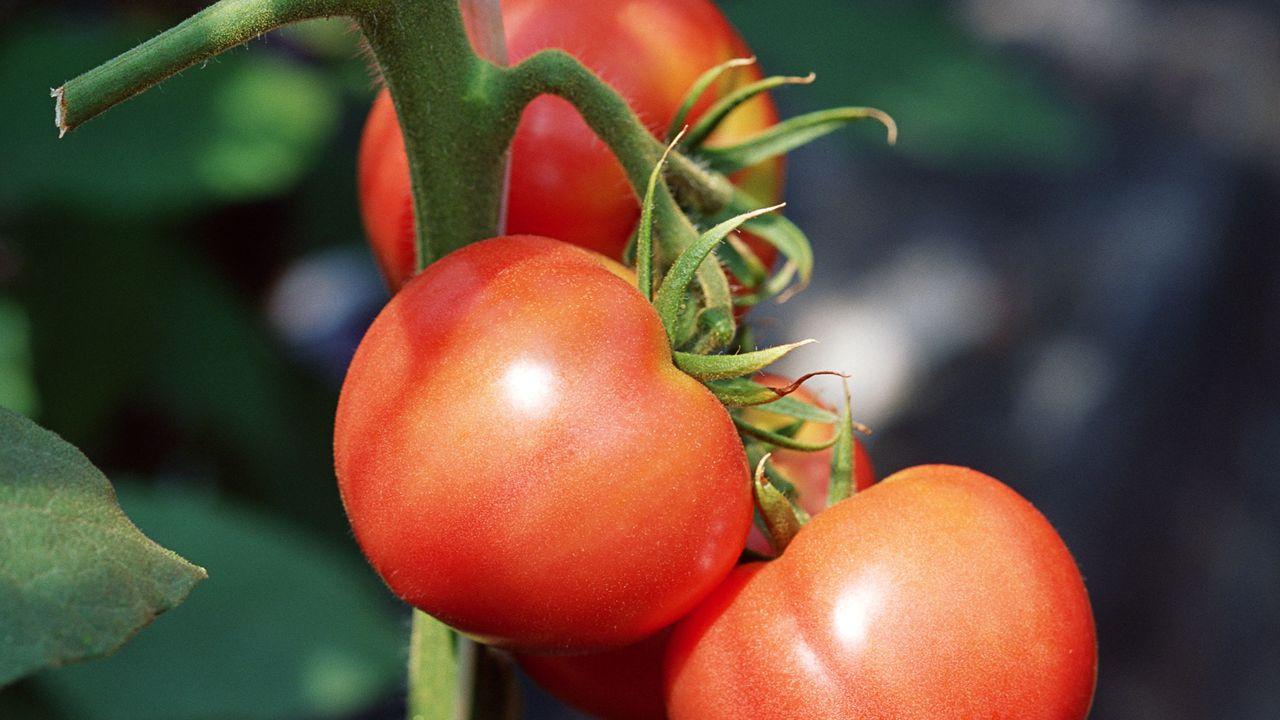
[338,0,1097,718]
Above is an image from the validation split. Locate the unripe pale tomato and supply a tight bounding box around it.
[358,0,783,290]
[742,374,876,556]
[516,629,670,720]
[666,465,1097,720]
[335,235,753,652]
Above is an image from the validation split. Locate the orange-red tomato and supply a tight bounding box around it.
[743,374,877,556]
[517,629,671,720]
[358,0,782,290]
[334,236,752,652]
[666,465,1097,720]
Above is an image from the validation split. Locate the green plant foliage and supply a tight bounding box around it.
[0,19,340,220]
[37,483,404,720]
[720,0,1097,169]
[12,216,341,531]
[0,408,206,687]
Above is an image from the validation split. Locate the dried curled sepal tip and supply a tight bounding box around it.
[51,86,67,138]
[752,454,804,554]
[765,370,850,397]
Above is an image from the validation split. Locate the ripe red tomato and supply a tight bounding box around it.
[516,629,670,720]
[666,465,1097,720]
[334,235,753,651]
[358,0,783,290]
[742,374,876,556]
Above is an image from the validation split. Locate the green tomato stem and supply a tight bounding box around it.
[356,1,515,268]
[407,610,461,720]
[499,50,734,253]
[52,0,364,136]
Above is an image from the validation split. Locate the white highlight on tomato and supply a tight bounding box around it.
[832,578,882,649]
[503,360,556,414]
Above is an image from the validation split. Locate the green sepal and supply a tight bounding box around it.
[684,73,816,149]
[751,454,805,554]
[700,107,899,174]
[654,203,784,343]
[826,379,857,506]
[735,203,815,302]
[716,234,770,288]
[666,56,757,142]
[637,133,684,300]
[688,307,737,354]
[673,339,813,382]
[744,443,799,499]
[734,414,836,451]
[689,260,737,350]
[706,377,839,424]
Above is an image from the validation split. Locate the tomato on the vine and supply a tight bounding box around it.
[334,235,753,652]
[358,0,783,290]
[516,629,670,720]
[742,374,876,556]
[666,465,1097,720]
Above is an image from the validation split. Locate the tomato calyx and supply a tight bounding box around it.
[634,139,875,555]
[647,56,896,314]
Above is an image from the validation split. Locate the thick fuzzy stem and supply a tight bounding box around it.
[500,51,734,250]
[359,2,513,268]
[53,0,363,136]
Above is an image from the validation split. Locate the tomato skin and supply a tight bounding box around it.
[335,235,752,652]
[358,0,782,291]
[666,465,1097,720]
[742,374,876,556]
[516,629,671,720]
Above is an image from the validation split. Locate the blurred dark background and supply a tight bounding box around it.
[1,0,1277,718]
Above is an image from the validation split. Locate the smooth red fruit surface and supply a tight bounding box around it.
[666,465,1097,720]
[358,0,782,290]
[517,629,670,720]
[335,235,752,652]
[743,374,876,556]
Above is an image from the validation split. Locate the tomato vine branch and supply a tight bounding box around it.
[52,0,364,136]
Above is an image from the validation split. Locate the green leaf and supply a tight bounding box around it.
[673,339,813,382]
[683,73,815,149]
[36,483,403,720]
[0,409,206,687]
[700,107,898,174]
[654,203,784,342]
[0,298,39,417]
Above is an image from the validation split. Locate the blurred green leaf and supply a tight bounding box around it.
[0,298,39,417]
[38,483,404,720]
[0,18,340,220]
[719,0,1097,168]
[0,408,206,686]
[14,216,342,531]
